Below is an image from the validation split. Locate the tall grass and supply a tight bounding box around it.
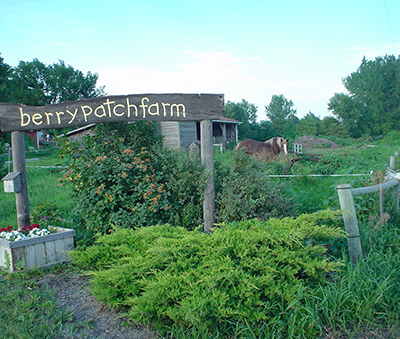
[1,147,73,227]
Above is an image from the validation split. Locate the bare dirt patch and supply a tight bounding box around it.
[37,272,158,339]
[293,136,340,150]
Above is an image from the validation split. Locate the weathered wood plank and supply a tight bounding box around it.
[55,239,66,262]
[0,93,224,132]
[11,247,24,272]
[45,240,57,264]
[351,179,399,196]
[25,244,36,269]
[337,183,363,264]
[35,243,47,267]
[8,229,75,249]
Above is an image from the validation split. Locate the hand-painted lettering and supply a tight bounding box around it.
[170,103,186,117]
[103,99,116,118]
[162,103,170,116]
[66,109,79,124]
[113,104,125,117]
[44,112,53,125]
[126,98,138,118]
[20,108,30,127]
[14,95,193,130]
[81,106,92,122]
[140,97,149,118]
[32,113,43,125]
[148,103,159,116]
[56,111,64,124]
[94,105,106,118]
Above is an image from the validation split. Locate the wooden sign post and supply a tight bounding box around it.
[11,131,31,230]
[1,93,224,232]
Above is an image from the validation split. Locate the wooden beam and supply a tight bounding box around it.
[0,93,224,132]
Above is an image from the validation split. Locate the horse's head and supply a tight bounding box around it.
[265,137,289,155]
[277,137,288,155]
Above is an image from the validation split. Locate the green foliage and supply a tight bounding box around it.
[265,94,299,139]
[71,210,345,337]
[60,122,205,235]
[329,54,400,137]
[31,201,68,228]
[224,99,266,140]
[216,151,295,222]
[295,111,320,136]
[4,58,105,106]
[0,270,79,338]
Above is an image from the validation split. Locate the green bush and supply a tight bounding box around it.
[61,124,296,240]
[60,122,205,236]
[71,210,345,337]
[215,151,295,222]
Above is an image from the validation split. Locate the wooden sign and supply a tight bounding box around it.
[0,93,224,132]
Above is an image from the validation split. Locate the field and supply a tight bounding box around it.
[1,135,400,338]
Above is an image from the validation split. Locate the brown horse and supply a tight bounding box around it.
[236,137,288,161]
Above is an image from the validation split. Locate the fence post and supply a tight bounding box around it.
[389,155,399,211]
[337,183,363,264]
[11,131,31,230]
[201,119,215,233]
[390,156,395,171]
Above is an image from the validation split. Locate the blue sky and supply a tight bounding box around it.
[1,0,399,119]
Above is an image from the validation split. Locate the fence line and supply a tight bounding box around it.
[336,155,399,264]
[268,173,369,178]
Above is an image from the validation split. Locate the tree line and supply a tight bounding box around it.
[1,53,399,145]
[225,54,400,141]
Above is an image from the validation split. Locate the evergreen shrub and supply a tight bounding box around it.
[71,210,345,336]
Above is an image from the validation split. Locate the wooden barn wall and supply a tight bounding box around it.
[156,121,237,151]
[178,121,197,150]
[157,122,180,150]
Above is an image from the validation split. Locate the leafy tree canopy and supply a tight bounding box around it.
[328,54,400,137]
[225,99,266,140]
[0,56,105,106]
[265,94,298,139]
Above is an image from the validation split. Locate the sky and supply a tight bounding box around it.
[1,0,399,120]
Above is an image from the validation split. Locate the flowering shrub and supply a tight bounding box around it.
[59,122,205,236]
[0,224,51,242]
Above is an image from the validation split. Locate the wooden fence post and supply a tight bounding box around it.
[390,156,395,171]
[11,131,31,230]
[337,183,363,264]
[201,119,215,233]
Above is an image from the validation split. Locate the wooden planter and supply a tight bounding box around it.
[0,226,75,272]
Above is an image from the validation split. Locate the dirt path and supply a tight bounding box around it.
[37,272,159,339]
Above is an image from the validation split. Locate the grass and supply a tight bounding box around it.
[1,146,73,227]
[0,265,94,339]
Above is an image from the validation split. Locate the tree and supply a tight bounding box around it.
[5,58,105,106]
[319,116,348,137]
[225,99,264,140]
[328,92,368,138]
[0,54,12,102]
[295,111,321,136]
[328,54,400,137]
[265,94,298,138]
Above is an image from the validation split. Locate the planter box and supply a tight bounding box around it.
[0,226,75,272]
